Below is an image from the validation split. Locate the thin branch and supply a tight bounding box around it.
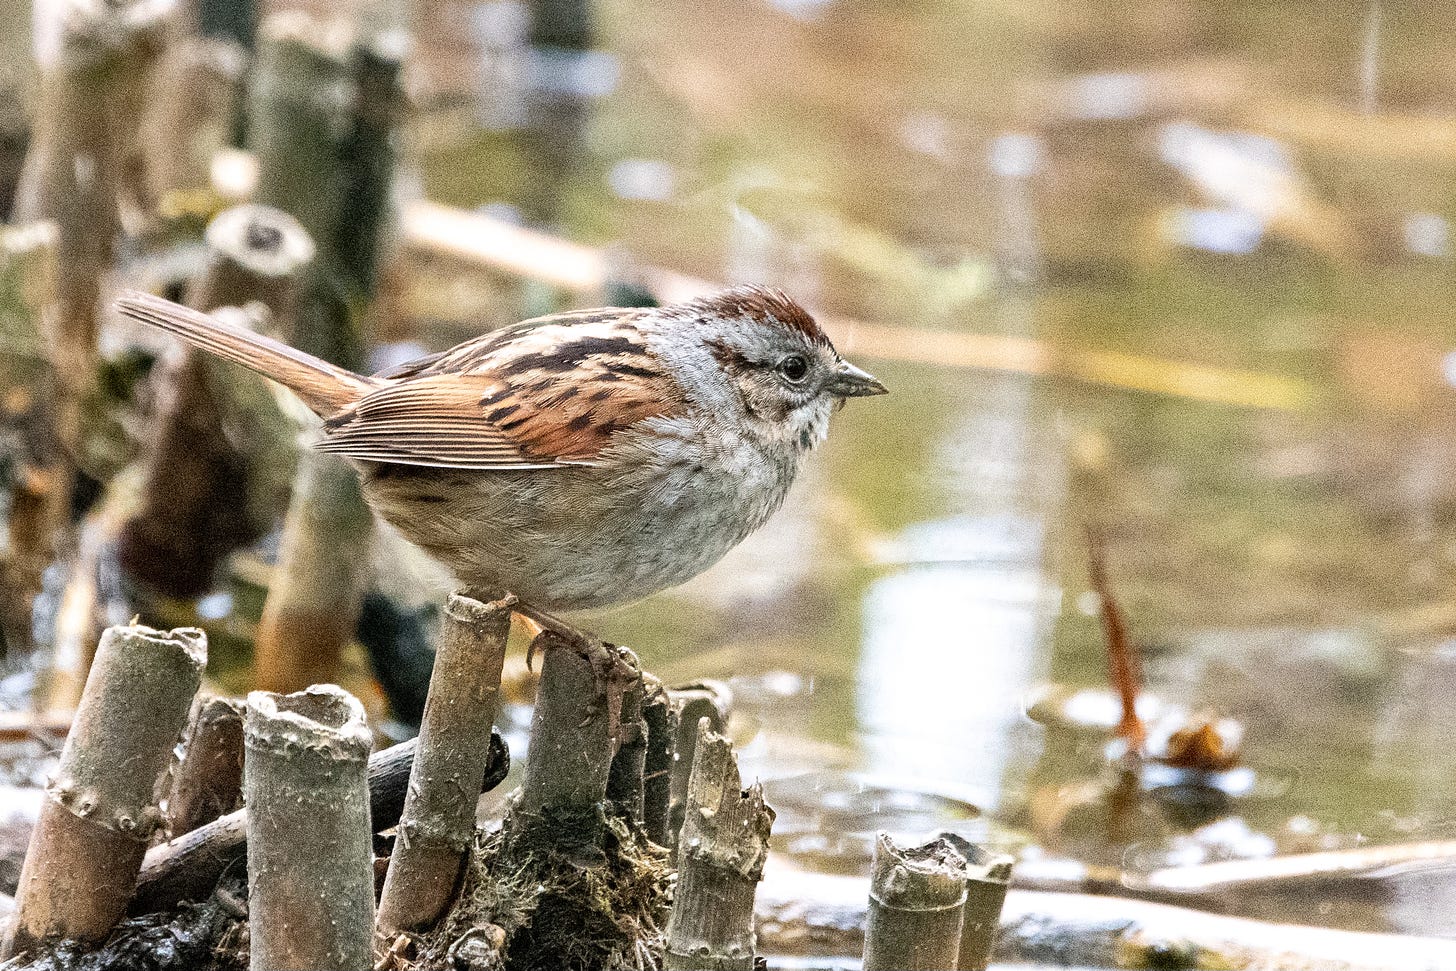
[1085,525,1145,755]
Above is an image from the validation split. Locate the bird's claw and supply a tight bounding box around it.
[510,602,638,746]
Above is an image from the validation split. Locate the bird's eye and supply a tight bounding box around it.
[777,354,809,383]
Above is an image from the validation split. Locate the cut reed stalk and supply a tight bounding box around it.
[117,204,312,599]
[861,833,968,971]
[15,0,173,350]
[338,29,407,299]
[663,718,775,971]
[16,0,173,511]
[166,695,245,836]
[376,593,513,935]
[943,833,1015,970]
[243,684,374,971]
[251,454,374,693]
[516,634,636,820]
[246,11,406,692]
[668,679,730,845]
[3,624,206,957]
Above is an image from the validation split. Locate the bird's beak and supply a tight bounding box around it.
[827,360,888,398]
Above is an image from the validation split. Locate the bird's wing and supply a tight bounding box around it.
[317,308,681,470]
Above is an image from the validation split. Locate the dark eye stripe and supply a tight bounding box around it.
[704,338,755,371]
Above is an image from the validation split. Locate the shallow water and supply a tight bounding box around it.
[408,0,1456,936]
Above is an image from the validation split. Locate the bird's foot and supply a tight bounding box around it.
[512,601,637,746]
[513,602,595,670]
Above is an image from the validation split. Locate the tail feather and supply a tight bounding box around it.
[115,290,373,417]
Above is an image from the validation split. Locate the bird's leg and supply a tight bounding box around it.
[512,601,635,746]
[513,602,593,670]
[457,586,574,673]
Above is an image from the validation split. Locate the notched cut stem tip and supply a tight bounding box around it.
[869,832,969,908]
[245,684,372,756]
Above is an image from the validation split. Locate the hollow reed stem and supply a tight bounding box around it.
[3,624,206,957]
[118,204,312,599]
[943,833,1015,970]
[244,684,374,971]
[246,11,404,692]
[517,634,635,820]
[166,695,245,836]
[862,833,968,971]
[668,679,731,847]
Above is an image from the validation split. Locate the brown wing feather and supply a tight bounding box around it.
[318,308,682,470]
[317,375,548,469]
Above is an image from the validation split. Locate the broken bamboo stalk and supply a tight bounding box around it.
[245,14,405,321]
[247,11,401,693]
[15,0,174,304]
[166,695,245,836]
[518,0,594,226]
[193,0,255,51]
[244,684,374,971]
[3,624,206,957]
[668,679,731,845]
[943,834,1015,971]
[189,203,315,316]
[376,593,513,936]
[861,833,968,971]
[118,203,313,599]
[640,677,675,846]
[664,718,775,971]
[16,0,174,472]
[252,454,375,693]
[132,729,509,914]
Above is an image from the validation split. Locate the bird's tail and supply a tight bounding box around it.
[115,290,375,417]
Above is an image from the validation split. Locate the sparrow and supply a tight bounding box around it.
[115,285,886,616]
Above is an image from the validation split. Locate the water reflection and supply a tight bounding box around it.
[412,0,1456,935]
[857,517,1054,806]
